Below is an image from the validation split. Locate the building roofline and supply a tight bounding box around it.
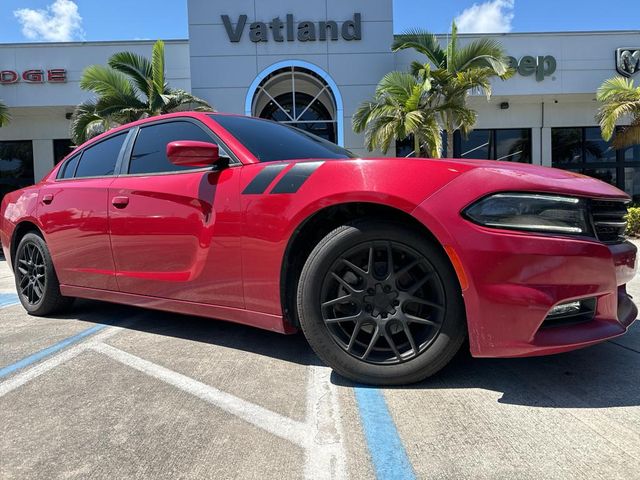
[0,38,189,48]
[394,30,640,37]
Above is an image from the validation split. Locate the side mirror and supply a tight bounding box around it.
[166,140,220,167]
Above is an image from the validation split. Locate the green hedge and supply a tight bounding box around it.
[626,207,640,237]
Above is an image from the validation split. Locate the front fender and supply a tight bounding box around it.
[239,158,471,316]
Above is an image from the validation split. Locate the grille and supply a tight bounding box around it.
[590,199,629,243]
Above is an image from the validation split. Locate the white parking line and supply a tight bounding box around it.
[91,342,308,446]
[93,343,348,480]
[305,365,348,480]
[0,326,124,398]
[1,319,349,479]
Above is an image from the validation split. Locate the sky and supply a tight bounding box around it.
[0,0,639,44]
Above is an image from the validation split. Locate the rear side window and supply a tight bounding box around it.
[57,154,80,179]
[75,132,127,178]
[128,121,222,175]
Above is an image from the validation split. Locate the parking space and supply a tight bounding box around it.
[1,247,639,480]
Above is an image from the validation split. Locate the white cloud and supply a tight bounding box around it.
[14,0,84,42]
[455,0,515,34]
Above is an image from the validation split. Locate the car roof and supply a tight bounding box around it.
[70,111,234,152]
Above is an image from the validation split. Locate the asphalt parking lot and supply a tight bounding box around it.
[1,246,639,480]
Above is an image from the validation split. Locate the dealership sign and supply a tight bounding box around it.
[616,48,640,77]
[222,14,362,43]
[0,69,67,85]
[506,55,556,82]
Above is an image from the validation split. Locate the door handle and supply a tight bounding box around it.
[111,196,129,208]
[42,194,53,205]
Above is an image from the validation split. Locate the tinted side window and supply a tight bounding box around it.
[75,133,127,178]
[129,121,219,175]
[57,154,80,179]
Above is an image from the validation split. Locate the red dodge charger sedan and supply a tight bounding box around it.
[1,112,637,385]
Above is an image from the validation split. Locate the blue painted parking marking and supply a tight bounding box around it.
[0,292,19,308]
[354,386,416,480]
[0,323,108,380]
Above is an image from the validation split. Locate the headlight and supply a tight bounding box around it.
[463,193,590,235]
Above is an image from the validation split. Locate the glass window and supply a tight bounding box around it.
[395,129,530,161]
[53,139,74,164]
[211,114,355,162]
[260,93,337,144]
[551,126,640,196]
[395,136,416,158]
[624,167,640,203]
[621,143,640,163]
[0,141,35,198]
[57,154,80,179]
[495,129,531,163]
[454,129,531,162]
[457,130,492,160]
[584,127,616,163]
[129,121,226,175]
[551,128,583,165]
[75,132,127,178]
[395,133,448,158]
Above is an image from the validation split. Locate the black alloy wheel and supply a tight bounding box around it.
[297,220,466,386]
[16,241,46,306]
[320,241,445,365]
[14,232,73,316]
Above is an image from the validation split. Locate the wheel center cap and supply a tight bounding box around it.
[364,283,398,317]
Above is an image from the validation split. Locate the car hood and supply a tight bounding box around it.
[349,157,630,200]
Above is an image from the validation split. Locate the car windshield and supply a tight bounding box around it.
[210,114,356,162]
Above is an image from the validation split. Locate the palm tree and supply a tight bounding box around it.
[71,40,213,144]
[0,100,10,127]
[597,76,640,149]
[392,22,513,157]
[353,71,442,157]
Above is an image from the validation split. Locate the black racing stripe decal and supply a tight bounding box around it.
[242,164,288,194]
[270,161,325,194]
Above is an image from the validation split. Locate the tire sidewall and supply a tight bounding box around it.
[297,221,466,385]
[15,233,57,315]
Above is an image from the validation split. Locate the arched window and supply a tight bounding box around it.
[246,61,344,145]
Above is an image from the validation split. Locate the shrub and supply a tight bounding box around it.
[626,207,640,237]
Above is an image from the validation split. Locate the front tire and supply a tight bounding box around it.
[296,220,466,385]
[14,232,73,316]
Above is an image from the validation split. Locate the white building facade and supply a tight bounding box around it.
[1,0,640,199]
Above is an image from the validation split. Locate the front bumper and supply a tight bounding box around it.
[413,206,637,358]
[456,231,637,358]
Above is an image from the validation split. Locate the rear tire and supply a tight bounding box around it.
[14,232,74,316]
[296,220,466,385]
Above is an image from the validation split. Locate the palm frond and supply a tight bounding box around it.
[447,21,458,73]
[69,100,116,145]
[352,70,440,155]
[611,117,640,149]
[597,76,640,102]
[108,50,153,96]
[392,28,446,68]
[451,38,510,75]
[161,89,214,113]
[149,40,167,113]
[80,65,146,117]
[0,100,10,127]
[80,65,135,98]
[596,76,640,141]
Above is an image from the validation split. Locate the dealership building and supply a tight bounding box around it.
[1,0,640,199]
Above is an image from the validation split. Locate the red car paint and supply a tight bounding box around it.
[1,112,636,357]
